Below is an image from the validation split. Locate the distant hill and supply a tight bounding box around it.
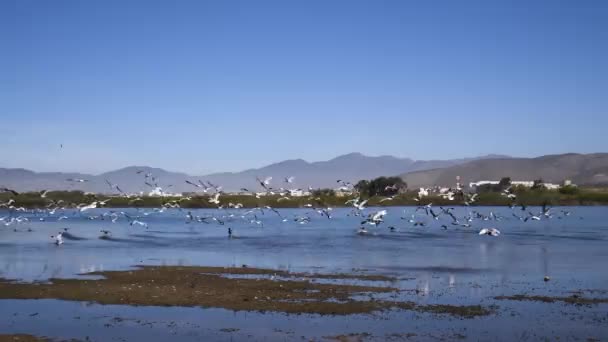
[0,153,506,193]
[197,153,508,192]
[399,153,608,188]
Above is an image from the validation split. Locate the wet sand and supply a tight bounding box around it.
[495,294,608,305]
[0,266,491,317]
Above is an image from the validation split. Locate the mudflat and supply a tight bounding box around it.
[0,265,491,317]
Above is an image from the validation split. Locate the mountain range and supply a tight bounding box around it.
[399,153,608,188]
[3,152,606,194]
[0,153,507,193]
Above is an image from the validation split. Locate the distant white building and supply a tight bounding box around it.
[543,183,561,190]
[233,192,254,196]
[334,190,353,197]
[511,181,535,187]
[469,181,500,188]
[289,189,310,197]
[148,187,182,197]
[469,180,561,190]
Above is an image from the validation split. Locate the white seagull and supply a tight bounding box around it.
[209,193,221,205]
[418,188,429,198]
[478,228,501,237]
[257,176,273,190]
[130,220,148,228]
[51,232,64,245]
[362,209,387,226]
[79,202,98,212]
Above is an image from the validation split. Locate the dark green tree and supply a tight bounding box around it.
[355,177,406,197]
[312,188,336,197]
[499,177,511,187]
[532,179,544,190]
[559,185,580,195]
[354,180,370,194]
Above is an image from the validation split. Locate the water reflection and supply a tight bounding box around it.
[79,264,104,274]
[1,298,604,342]
[0,206,606,294]
[541,245,550,277]
[416,279,430,296]
[2,207,607,341]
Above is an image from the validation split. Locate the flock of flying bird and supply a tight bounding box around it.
[0,172,575,246]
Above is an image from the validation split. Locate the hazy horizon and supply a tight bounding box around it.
[0,152,513,176]
[3,0,607,174]
[2,151,608,176]
[0,151,516,175]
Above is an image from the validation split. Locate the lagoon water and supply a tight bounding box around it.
[1,206,608,341]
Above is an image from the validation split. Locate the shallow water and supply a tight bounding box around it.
[1,206,607,341]
[1,298,606,342]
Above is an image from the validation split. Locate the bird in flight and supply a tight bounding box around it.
[209,193,221,205]
[257,177,273,190]
[1,188,19,196]
[379,196,396,203]
[384,184,399,192]
[79,202,98,212]
[130,220,148,228]
[185,180,202,188]
[479,228,501,237]
[361,209,387,226]
[357,226,369,235]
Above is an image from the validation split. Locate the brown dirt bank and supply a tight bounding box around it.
[196,266,397,282]
[495,294,608,305]
[0,266,492,317]
[0,335,48,342]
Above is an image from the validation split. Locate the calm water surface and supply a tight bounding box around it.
[1,206,607,341]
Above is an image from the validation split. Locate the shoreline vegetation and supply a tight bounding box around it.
[2,188,608,209]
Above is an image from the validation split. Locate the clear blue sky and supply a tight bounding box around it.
[2,0,607,175]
